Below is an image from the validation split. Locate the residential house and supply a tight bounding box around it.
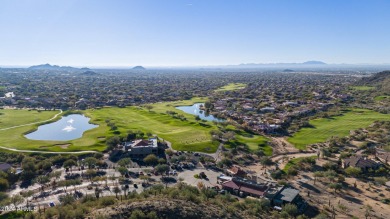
[221,177,268,198]
[342,155,380,172]
[271,187,307,213]
[123,138,158,157]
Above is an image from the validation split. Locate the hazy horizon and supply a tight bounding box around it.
[1,0,389,66]
[3,61,390,70]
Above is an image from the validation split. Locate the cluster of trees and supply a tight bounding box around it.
[166,110,187,121]
[0,152,107,213]
[0,68,239,109]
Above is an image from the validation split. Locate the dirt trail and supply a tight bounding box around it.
[271,137,300,154]
[272,152,318,169]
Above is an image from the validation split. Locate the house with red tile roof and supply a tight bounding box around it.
[221,177,268,198]
[123,138,158,157]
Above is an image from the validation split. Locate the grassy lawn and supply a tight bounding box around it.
[350,86,375,91]
[0,109,59,128]
[86,105,219,153]
[215,83,246,92]
[223,129,272,155]
[0,109,107,152]
[0,98,217,153]
[235,134,272,155]
[287,108,390,150]
[375,96,390,101]
[0,109,79,152]
[149,97,209,120]
[0,97,268,153]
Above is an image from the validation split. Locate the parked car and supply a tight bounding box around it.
[218,190,226,194]
[49,202,55,207]
[133,184,138,188]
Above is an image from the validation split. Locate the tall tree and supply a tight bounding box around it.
[143,154,158,166]
[113,186,121,199]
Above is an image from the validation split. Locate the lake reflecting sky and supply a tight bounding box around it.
[25,114,98,141]
[176,103,224,122]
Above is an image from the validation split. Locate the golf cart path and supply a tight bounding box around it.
[0,109,63,131]
[0,109,97,154]
[0,146,97,154]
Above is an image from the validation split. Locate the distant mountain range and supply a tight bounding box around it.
[236,61,327,68]
[132,66,146,70]
[28,64,148,71]
[23,62,390,71]
[28,64,90,71]
[303,61,327,65]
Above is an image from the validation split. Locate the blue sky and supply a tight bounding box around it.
[0,0,389,67]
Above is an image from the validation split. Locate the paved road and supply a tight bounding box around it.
[0,146,98,154]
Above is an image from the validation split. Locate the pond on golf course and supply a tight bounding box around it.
[25,114,98,141]
[175,103,225,122]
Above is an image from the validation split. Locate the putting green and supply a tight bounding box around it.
[288,108,390,150]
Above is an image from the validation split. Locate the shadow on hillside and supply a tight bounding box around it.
[298,181,321,194]
[304,205,320,218]
[341,194,362,204]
